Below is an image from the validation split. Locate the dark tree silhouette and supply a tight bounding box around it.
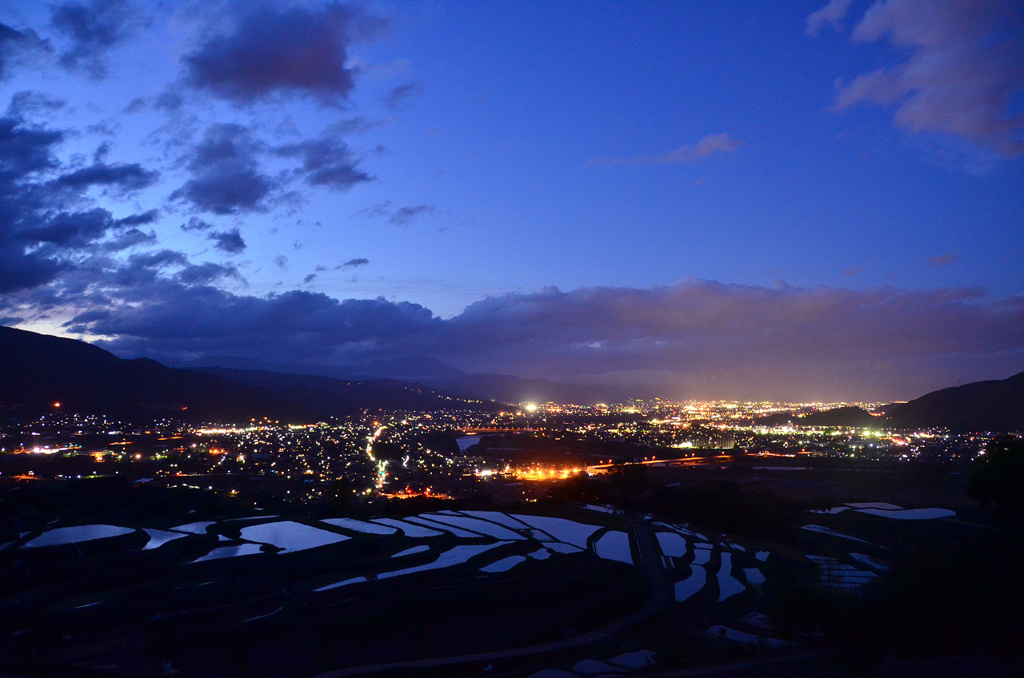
[969,436,1024,519]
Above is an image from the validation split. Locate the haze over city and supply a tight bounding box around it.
[1,0,1022,401]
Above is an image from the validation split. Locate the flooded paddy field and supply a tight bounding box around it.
[0,462,1013,678]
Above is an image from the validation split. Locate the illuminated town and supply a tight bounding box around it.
[0,0,1022,675]
[0,399,993,507]
[4,390,1016,676]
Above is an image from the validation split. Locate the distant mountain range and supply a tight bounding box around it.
[2,326,1021,431]
[754,371,1024,433]
[0,327,497,423]
[169,354,637,405]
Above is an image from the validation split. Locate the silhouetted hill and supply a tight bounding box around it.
[0,327,496,423]
[753,411,792,426]
[198,367,499,416]
[753,373,1024,432]
[754,406,879,428]
[886,371,1024,432]
[0,326,302,422]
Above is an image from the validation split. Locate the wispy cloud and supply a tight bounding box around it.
[654,133,744,164]
[813,0,1024,156]
[384,82,423,111]
[357,201,436,226]
[337,257,369,269]
[590,133,743,167]
[805,0,855,37]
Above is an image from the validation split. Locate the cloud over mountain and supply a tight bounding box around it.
[73,280,1024,401]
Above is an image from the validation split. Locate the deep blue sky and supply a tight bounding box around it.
[1,0,1022,400]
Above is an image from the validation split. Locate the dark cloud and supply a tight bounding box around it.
[122,96,146,114]
[0,103,244,328]
[930,253,956,267]
[180,216,212,231]
[154,89,183,111]
[276,136,373,191]
[338,257,369,269]
[185,2,382,106]
[5,91,65,118]
[450,281,1021,361]
[0,111,166,296]
[0,23,27,80]
[436,281,1024,399]
[0,22,49,81]
[0,115,66,291]
[50,0,142,78]
[207,227,246,254]
[117,209,159,226]
[62,250,187,297]
[0,248,64,294]
[19,207,118,247]
[175,262,239,285]
[85,288,437,365]
[60,278,1024,401]
[303,273,317,284]
[52,161,159,193]
[70,251,235,295]
[93,142,110,162]
[171,123,274,214]
[127,249,188,270]
[820,0,1024,156]
[0,115,63,175]
[385,82,423,111]
[101,227,156,251]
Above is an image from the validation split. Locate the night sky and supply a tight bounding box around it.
[1,0,1022,401]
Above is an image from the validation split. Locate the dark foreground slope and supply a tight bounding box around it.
[886,371,1024,432]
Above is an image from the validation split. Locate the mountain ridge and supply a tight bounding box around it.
[0,327,494,422]
[3,326,1021,430]
[753,372,1024,432]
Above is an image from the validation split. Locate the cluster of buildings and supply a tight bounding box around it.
[0,400,997,504]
